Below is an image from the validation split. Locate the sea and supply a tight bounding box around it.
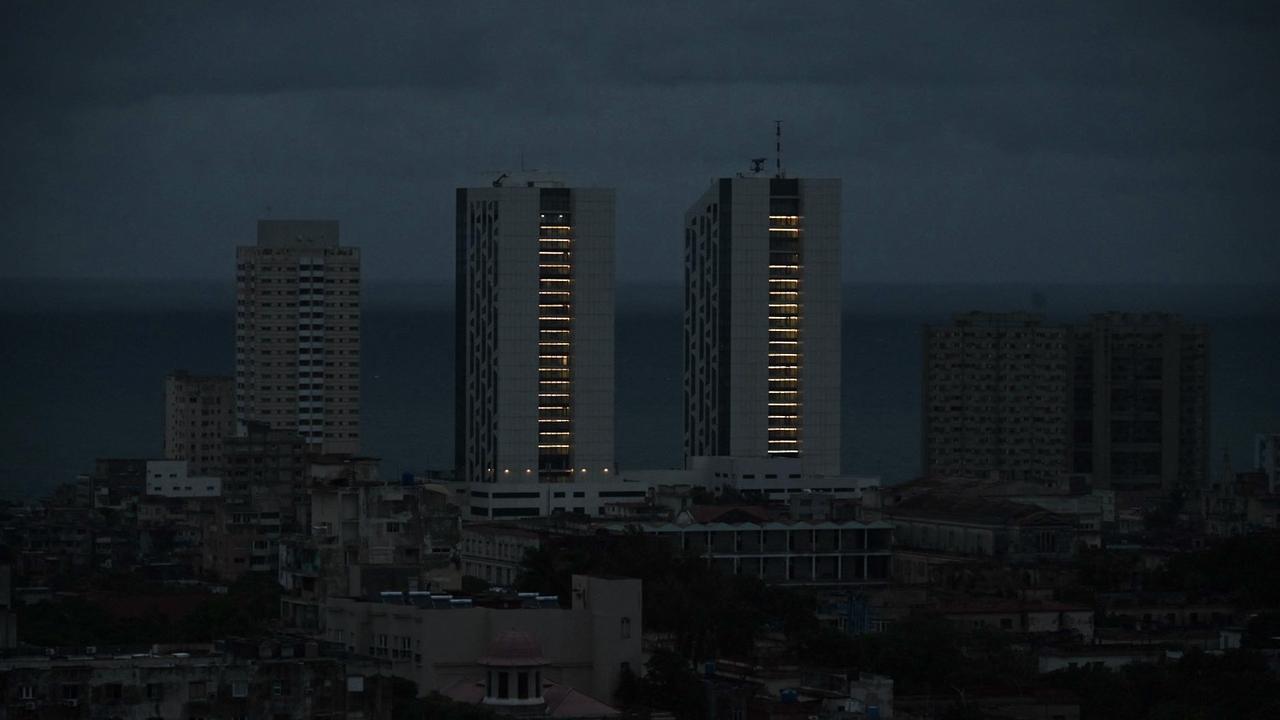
[2,281,1278,500]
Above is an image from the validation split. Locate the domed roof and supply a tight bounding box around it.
[479,630,549,667]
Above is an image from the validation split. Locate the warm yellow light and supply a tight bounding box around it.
[768,228,801,233]
[540,225,572,230]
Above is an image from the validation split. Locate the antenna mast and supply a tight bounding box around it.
[775,120,784,178]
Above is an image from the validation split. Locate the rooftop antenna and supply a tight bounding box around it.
[775,120,784,178]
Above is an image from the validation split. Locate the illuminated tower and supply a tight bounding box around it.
[683,177,841,477]
[455,177,615,485]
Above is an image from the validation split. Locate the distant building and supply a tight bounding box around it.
[920,312,1209,502]
[875,490,1077,585]
[602,509,892,587]
[235,220,361,455]
[922,312,1070,481]
[1071,313,1209,499]
[321,575,641,702]
[440,631,621,717]
[164,371,235,475]
[455,180,616,497]
[203,423,311,581]
[1257,433,1280,495]
[145,460,221,498]
[683,176,842,477]
[0,637,393,719]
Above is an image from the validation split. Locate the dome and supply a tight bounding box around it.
[479,630,549,667]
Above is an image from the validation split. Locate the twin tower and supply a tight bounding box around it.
[456,175,842,485]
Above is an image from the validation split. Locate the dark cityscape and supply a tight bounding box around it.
[2,2,1279,719]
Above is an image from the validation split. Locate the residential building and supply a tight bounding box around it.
[145,460,221,498]
[164,371,235,476]
[455,178,616,500]
[1071,313,1209,499]
[0,637,393,719]
[683,176,842,478]
[922,312,1070,481]
[204,423,311,581]
[1257,433,1280,495]
[236,220,361,455]
[321,574,641,701]
[279,471,460,631]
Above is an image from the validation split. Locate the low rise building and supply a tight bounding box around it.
[0,636,393,719]
[603,512,893,587]
[320,575,641,702]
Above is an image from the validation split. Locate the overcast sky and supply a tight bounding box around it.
[3,1,1277,285]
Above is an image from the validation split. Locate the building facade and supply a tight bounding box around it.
[235,220,361,455]
[1071,313,1209,498]
[1256,433,1280,495]
[923,313,1070,481]
[321,575,641,701]
[455,181,615,488]
[164,371,235,475]
[683,177,841,477]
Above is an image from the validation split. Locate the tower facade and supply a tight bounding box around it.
[164,371,236,475]
[683,177,841,477]
[235,220,361,455]
[922,313,1070,481]
[455,181,615,485]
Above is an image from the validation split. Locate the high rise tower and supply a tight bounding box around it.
[455,179,615,486]
[234,220,361,454]
[684,177,842,477]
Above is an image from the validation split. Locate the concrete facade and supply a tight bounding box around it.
[923,313,1070,481]
[684,177,842,478]
[320,575,641,701]
[164,371,235,476]
[145,460,221,498]
[236,220,361,455]
[1071,313,1209,498]
[455,182,615,490]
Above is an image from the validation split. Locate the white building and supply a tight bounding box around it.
[455,178,615,490]
[235,220,361,454]
[466,479,648,520]
[321,575,640,702]
[621,456,879,502]
[145,459,221,498]
[684,176,842,477]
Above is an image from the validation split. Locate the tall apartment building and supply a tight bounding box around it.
[164,371,235,475]
[1257,434,1280,495]
[922,313,1070,481]
[235,220,361,455]
[684,177,841,477]
[1071,313,1209,497]
[455,179,615,486]
[921,312,1209,499]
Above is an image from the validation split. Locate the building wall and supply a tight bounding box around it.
[321,575,641,700]
[164,372,235,475]
[922,313,1069,481]
[456,185,616,488]
[235,220,361,455]
[684,177,842,477]
[613,520,892,586]
[1073,313,1209,497]
[145,460,222,498]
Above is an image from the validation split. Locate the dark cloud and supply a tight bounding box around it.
[2,0,1277,284]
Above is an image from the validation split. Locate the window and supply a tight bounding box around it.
[498,672,509,699]
[189,681,207,699]
[621,617,632,639]
[518,671,529,699]
[232,682,249,698]
[19,685,34,700]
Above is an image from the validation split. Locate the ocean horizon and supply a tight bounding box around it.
[2,280,1278,500]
